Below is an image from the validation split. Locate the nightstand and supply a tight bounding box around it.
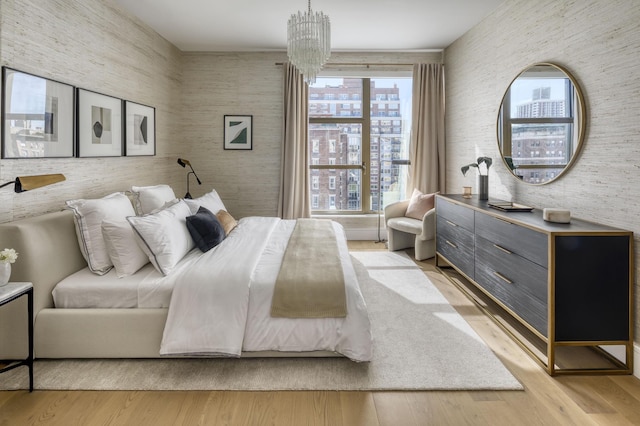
[0,282,33,392]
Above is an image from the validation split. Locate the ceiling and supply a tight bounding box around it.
[113,0,504,52]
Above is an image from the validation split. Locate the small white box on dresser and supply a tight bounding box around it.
[543,208,571,223]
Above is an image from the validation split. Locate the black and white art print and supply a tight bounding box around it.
[1,67,75,158]
[224,115,253,150]
[124,101,155,156]
[77,89,123,157]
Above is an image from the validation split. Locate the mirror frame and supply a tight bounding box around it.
[497,62,586,185]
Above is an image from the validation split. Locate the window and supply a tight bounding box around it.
[309,76,412,213]
[329,176,336,190]
[329,157,336,172]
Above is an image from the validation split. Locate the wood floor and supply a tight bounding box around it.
[1,242,640,425]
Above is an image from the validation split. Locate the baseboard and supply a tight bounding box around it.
[600,343,640,378]
[635,343,640,378]
[344,228,387,241]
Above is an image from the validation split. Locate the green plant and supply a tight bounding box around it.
[461,156,492,176]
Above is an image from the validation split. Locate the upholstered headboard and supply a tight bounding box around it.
[0,210,86,349]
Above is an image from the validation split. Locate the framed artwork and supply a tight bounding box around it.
[1,67,75,158]
[76,88,123,157]
[224,115,252,150]
[124,100,155,156]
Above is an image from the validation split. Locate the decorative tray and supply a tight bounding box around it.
[488,201,534,212]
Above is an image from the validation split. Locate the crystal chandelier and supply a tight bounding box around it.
[287,0,331,85]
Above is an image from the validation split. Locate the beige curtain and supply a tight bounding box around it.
[278,63,310,219]
[409,63,446,195]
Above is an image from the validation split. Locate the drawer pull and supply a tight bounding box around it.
[446,220,458,227]
[445,240,458,249]
[495,217,514,225]
[494,271,513,284]
[493,244,513,255]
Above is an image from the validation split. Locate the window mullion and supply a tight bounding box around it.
[362,78,371,213]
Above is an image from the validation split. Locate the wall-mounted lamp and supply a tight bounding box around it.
[0,174,66,193]
[177,158,201,199]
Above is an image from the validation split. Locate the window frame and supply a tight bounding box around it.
[309,73,412,215]
[309,79,371,214]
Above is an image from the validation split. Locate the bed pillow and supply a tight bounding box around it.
[131,184,177,215]
[186,206,226,252]
[101,219,150,278]
[216,210,238,236]
[127,200,195,276]
[66,192,136,275]
[405,189,438,220]
[184,189,227,215]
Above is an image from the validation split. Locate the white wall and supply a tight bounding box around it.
[0,0,184,223]
[444,0,640,339]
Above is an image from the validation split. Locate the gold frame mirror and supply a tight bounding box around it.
[497,63,586,185]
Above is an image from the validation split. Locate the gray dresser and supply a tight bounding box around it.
[435,194,634,375]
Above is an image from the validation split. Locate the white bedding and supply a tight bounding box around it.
[243,219,371,361]
[52,249,203,309]
[53,263,163,308]
[52,216,372,362]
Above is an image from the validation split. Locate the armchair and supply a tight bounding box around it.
[384,199,436,261]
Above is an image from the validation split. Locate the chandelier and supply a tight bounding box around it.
[287,0,331,85]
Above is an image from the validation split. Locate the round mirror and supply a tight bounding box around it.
[497,63,586,185]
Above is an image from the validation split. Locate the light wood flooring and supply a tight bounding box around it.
[1,241,640,425]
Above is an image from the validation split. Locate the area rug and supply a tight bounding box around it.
[0,251,522,391]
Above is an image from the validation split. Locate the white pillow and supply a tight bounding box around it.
[131,184,177,215]
[101,219,150,278]
[66,192,136,275]
[184,189,227,215]
[127,200,195,276]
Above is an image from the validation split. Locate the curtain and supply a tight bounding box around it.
[409,63,446,195]
[277,63,311,219]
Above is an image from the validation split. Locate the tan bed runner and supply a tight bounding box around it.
[270,219,347,318]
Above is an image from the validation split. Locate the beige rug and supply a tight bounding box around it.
[0,251,522,391]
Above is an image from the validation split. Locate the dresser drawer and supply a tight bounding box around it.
[437,215,474,279]
[474,235,548,336]
[436,197,474,231]
[475,212,548,268]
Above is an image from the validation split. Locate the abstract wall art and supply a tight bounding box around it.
[77,88,122,157]
[1,67,75,158]
[224,115,252,150]
[124,100,155,156]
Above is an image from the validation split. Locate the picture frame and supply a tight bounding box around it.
[76,88,123,157]
[124,100,155,156]
[1,67,75,159]
[224,115,252,150]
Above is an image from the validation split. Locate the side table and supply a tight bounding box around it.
[0,282,34,392]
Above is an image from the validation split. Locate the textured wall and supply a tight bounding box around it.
[0,0,184,222]
[179,52,286,218]
[0,0,442,224]
[180,51,442,219]
[444,0,640,338]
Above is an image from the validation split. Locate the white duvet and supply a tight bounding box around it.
[158,216,372,362]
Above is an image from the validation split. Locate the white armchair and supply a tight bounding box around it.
[384,199,436,260]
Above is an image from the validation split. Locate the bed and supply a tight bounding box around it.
[0,186,372,362]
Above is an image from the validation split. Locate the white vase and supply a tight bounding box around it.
[0,262,10,287]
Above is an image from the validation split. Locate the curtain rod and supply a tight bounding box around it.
[275,62,415,67]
